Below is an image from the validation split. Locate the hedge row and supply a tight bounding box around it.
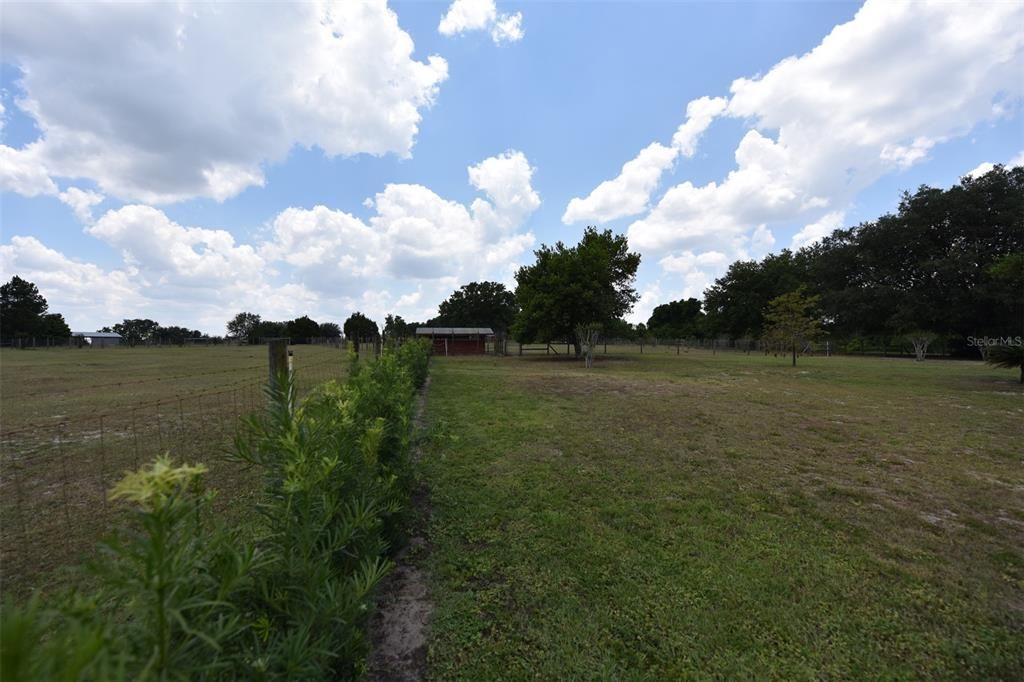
[1,339,432,680]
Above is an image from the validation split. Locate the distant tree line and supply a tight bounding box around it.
[700,165,1022,357]
[226,312,341,344]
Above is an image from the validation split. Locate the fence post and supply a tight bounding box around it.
[268,338,289,394]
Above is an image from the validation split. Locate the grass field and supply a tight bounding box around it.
[0,344,348,595]
[421,349,1024,679]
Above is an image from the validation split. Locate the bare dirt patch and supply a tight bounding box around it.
[366,377,433,681]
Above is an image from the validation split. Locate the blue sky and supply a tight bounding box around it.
[1,0,1022,334]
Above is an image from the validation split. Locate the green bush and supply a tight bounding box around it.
[2,346,430,680]
[2,458,256,680]
[232,376,399,679]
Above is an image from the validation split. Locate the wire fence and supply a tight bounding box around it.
[0,345,351,595]
[509,336,945,358]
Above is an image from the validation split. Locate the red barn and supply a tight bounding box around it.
[416,327,494,355]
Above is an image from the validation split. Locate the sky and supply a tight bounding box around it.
[1,0,1022,335]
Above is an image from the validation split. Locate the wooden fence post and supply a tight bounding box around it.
[268,338,289,393]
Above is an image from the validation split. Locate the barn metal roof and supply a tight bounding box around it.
[72,332,124,339]
[416,327,494,335]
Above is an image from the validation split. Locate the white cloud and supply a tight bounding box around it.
[58,187,105,224]
[439,0,523,44]
[562,97,727,224]
[439,0,495,34]
[966,149,1024,179]
[262,150,539,294]
[1,1,448,203]
[791,210,846,250]
[659,250,730,274]
[672,96,729,156]
[1,146,539,329]
[88,205,264,288]
[562,143,678,224]
[596,0,1024,293]
[965,161,995,179]
[469,150,541,235]
[0,235,142,329]
[490,13,524,44]
[0,144,57,197]
[627,282,663,326]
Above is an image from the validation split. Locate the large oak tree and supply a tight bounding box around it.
[513,227,640,357]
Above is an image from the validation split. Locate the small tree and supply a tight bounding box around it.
[434,281,518,333]
[574,323,601,369]
[903,330,937,362]
[226,312,261,343]
[319,322,341,338]
[40,313,71,338]
[383,314,409,340]
[762,290,821,367]
[0,275,49,338]
[343,312,380,352]
[986,344,1024,384]
[113,318,160,347]
[286,315,319,343]
[514,227,640,357]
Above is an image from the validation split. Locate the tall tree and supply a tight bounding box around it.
[40,313,72,338]
[226,312,261,343]
[0,276,49,338]
[383,314,411,339]
[343,312,380,349]
[514,227,641,356]
[156,325,194,345]
[762,290,821,367]
[434,281,518,332]
[703,250,807,340]
[319,322,342,338]
[256,320,288,339]
[287,315,320,343]
[113,319,160,347]
[647,298,705,339]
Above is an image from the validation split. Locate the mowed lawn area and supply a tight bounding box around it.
[421,350,1023,679]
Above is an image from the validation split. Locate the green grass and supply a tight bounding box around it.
[0,344,348,595]
[422,349,1024,679]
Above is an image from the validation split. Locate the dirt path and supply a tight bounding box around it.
[366,377,433,681]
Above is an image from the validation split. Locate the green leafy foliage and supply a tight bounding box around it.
[513,227,641,355]
[0,275,73,339]
[433,281,518,332]
[344,311,381,342]
[762,289,821,366]
[319,321,342,338]
[113,318,161,346]
[702,165,1023,352]
[1,342,431,679]
[286,315,320,342]
[383,313,419,340]
[227,311,261,342]
[986,343,1024,383]
[2,457,255,680]
[647,297,705,339]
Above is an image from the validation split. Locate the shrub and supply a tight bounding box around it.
[986,343,1024,384]
[2,345,430,679]
[232,377,398,678]
[2,457,255,680]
